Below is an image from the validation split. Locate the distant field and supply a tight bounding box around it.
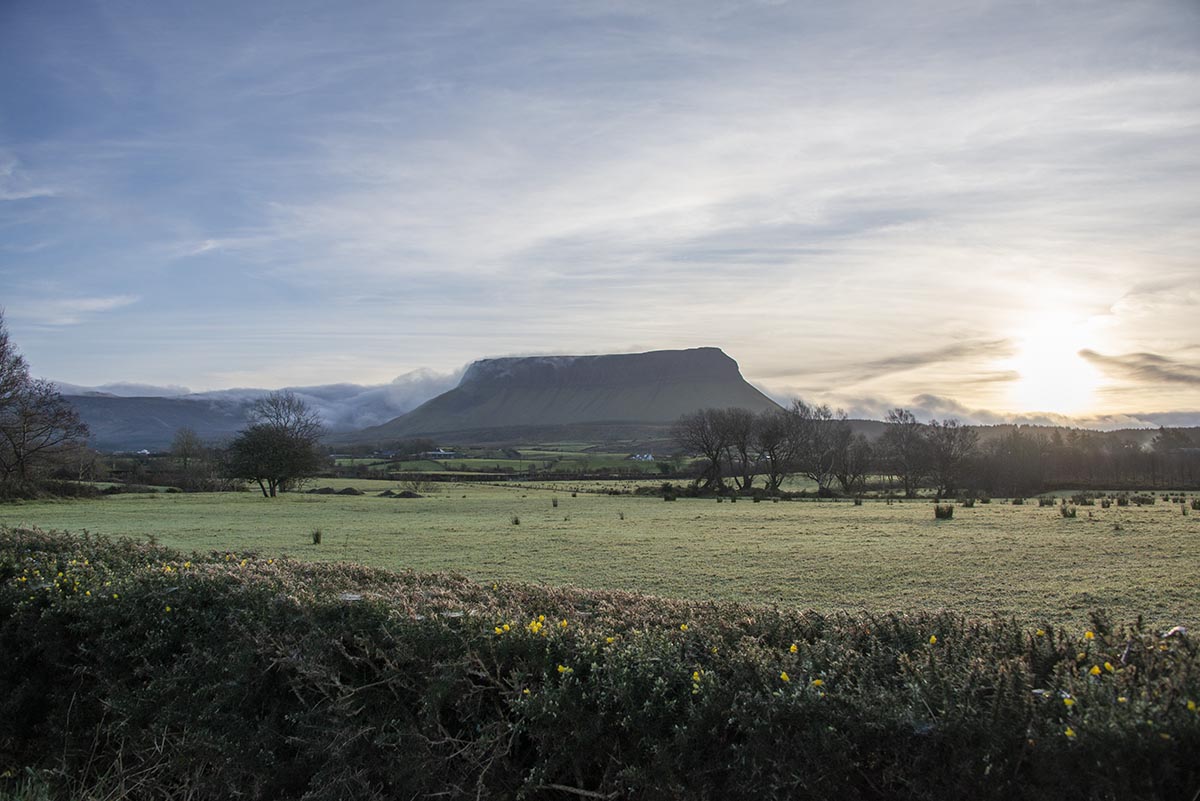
[5,484,1197,626]
[335,447,673,476]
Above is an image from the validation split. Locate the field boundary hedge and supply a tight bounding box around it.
[1,527,1197,800]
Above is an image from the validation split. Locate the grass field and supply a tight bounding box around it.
[4,484,1197,627]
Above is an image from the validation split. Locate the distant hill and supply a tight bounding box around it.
[344,348,780,445]
[62,369,460,451]
[64,394,254,452]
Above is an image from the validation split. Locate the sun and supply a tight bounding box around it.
[1004,316,1103,416]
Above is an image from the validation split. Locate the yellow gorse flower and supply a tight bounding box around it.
[559,619,568,630]
[680,623,688,632]
[1089,665,1101,676]
[929,635,937,645]
[779,671,790,682]
[789,643,798,654]
[811,679,823,687]
[1084,631,1095,640]
[1064,727,1076,738]
[1063,698,1075,707]
[1188,700,1197,712]
[1104,662,1115,673]
[1036,629,1045,637]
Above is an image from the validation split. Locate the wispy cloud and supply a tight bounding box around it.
[0,154,58,201]
[1080,349,1200,386]
[13,295,141,326]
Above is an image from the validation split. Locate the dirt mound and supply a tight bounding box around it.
[337,487,364,496]
[307,487,336,494]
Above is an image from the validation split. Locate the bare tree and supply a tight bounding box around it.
[926,418,979,496]
[251,391,323,441]
[718,407,759,491]
[0,312,90,491]
[880,408,928,498]
[171,427,205,472]
[833,431,873,495]
[671,409,729,492]
[752,408,794,492]
[786,400,844,495]
[0,378,90,487]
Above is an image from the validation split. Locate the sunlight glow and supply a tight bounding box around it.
[1005,316,1103,415]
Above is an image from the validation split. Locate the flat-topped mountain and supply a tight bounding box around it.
[347,347,780,442]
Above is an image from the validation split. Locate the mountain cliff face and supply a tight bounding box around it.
[350,348,779,441]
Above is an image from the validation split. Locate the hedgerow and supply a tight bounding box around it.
[0,526,1196,800]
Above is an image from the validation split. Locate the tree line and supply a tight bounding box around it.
[672,404,1200,497]
[142,392,327,497]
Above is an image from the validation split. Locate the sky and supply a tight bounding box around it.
[1,0,1198,427]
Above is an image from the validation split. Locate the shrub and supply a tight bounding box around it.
[32,479,101,499]
[1012,497,1025,505]
[934,504,954,519]
[1038,497,1055,507]
[3,528,1198,801]
[1117,495,1130,507]
[1191,499,1200,511]
[311,528,322,545]
[101,483,157,495]
[1061,505,1077,518]
[960,497,975,508]
[511,515,520,526]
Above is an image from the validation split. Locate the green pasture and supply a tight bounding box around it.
[4,484,1197,626]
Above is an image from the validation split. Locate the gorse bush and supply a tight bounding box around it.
[1,527,1197,801]
[934,504,954,519]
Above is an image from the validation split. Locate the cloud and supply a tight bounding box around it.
[177,367,464,431]
[854,340,1013,380]
[0,154,58,201]
[1079,349,1200,386]
[12,295,141,326]
[54,381,193,397]
[2,0,1197,417]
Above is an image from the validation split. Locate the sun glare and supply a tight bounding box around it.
[1005,316,1103,416]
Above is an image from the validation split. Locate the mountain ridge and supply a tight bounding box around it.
[344,347,781,443]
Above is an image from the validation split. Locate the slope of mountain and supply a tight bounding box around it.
[64,394,254,451]
[62,369,462,451]
[346,347,780,443]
